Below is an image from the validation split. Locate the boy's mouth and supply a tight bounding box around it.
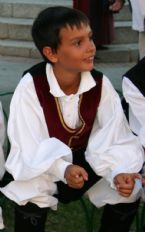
[84,56,94,62]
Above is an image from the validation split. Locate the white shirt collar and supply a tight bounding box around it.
[46,63,96,97]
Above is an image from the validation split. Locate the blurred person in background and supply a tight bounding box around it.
[129,0,145,59]
[73,0,125,50]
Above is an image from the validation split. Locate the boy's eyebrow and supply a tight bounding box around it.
[70,30,93,41]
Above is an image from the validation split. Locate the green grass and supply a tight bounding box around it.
[0,173,144,232]
[0,195,144,232]
[0,196,14,232]
[0,196,103,232]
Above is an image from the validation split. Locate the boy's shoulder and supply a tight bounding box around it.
[22,65,103,82]
[91,69,103,80]
[123,57,145,81]
[123,57,145,96]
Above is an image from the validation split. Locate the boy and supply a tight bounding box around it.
[122,57,145,231]
[122,57,145,145]
[1,6,144,232]
[122,57,145,183]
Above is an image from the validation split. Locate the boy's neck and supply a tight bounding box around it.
[53,67,81,95]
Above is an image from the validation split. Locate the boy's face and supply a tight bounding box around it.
[52,23,96,74]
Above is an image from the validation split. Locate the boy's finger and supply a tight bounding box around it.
[76,168,88,181]
[118,183,134,189]
[116,183,134,192]
[132,173,142,179]
[68,179,84,189]
[118,192,132,197]
[117,188,133,197]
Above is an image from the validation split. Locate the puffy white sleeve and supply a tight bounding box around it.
[85,76,144,187]
[123,77,145,147]
[5,74,72,182]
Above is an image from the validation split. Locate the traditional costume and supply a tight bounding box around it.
[1,62,144,232]
[122,57,145,147]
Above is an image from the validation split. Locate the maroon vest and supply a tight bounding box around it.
[26,62,103,151]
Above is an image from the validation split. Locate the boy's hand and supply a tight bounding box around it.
[64,164,88,189]
[114,173,141,197]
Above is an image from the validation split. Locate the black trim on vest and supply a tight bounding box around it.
[23,61,103,81]
[121,57,145,120]
[23,62,46,78]
[123,57,145,97]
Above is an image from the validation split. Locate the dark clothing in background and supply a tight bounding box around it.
[73,0,114,47]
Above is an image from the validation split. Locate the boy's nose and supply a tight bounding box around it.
[87,41,96,53]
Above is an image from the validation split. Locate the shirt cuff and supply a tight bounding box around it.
[48,158,72,183]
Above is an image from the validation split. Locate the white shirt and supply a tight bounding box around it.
[123,76,145,147]
[1,63,144,209]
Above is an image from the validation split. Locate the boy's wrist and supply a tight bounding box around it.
[49,159,72,183]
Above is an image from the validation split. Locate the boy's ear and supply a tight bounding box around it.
[43,47,58,63]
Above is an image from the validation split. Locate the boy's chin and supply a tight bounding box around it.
[83,64,94,72]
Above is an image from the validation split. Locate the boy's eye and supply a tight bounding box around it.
[89,35,93,41]
[73,40,82,47]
